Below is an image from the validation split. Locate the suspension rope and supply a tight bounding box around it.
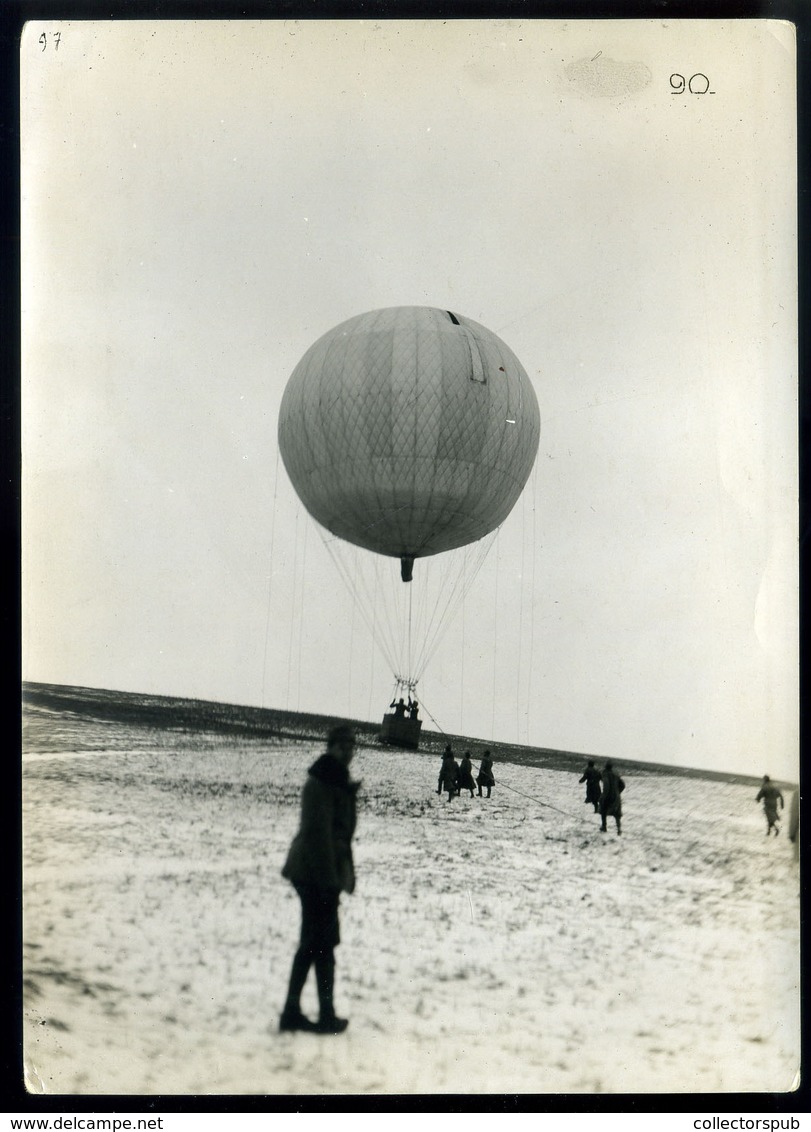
[261,448,281,708]
[526,458,540,745]
[367,566,379,720]
[518,486,527,742]
[494,777,578,818]
[460,554,466,735]
[285,507,300,709]
[295,516,309,712]
[321,537,400,677]
[412,690,448,736]
[491,536,499,740]
[410,534,497,682]
[407,580,413,685]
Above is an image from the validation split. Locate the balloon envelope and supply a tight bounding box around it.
[278,306,540,561]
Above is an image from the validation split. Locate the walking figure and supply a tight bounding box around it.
[477,751,495,798]
[599,762,625,835]
[755,775,784,836]
[579,760,602,813]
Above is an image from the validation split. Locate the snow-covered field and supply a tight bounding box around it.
[22,703,800,1097]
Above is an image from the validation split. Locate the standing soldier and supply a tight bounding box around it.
[599,762,625,836]
[579,760,602,813]
[755,775,784,836]
[437,747,459,801]
[477,750,495,798]
[279,724,359,1034]
[457,751,476,797]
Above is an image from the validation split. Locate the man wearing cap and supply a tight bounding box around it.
[279,723,359,1034]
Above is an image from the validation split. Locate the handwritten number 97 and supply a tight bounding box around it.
[39,31,61,51]
[670,73,714,94]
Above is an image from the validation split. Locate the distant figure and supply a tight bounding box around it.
[408,699,420,720]
[457,751,476,797]
[391,697,407,718]
[579,760,602,813]
[788,789,799,861]
[437,749,459,801]
[755,775,784,836]
[599,762,625,835]
[437,743,453,793]
[280,723,359,1034]
[477,751,495,798]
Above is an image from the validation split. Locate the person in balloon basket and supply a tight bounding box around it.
[599,762,625,835]
[477,751,495,798]
[755,775,784,837]
[579,759,602,813]
[279,724,359,1034]
[437,747,459,801]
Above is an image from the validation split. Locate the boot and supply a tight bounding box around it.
[314,953,348,1034]
[279,949,318,1032]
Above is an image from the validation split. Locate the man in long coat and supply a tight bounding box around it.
[457,752,476,797]
[599,762,625,835]
[280,724,359,1033]
[477,750,495,798]
[579,760,602,812]
[437,749,459,801]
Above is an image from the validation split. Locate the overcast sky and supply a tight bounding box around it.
[21,19,798,780]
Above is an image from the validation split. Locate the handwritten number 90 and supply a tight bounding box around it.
[670,73,713,94]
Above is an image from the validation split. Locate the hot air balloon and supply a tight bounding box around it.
[277,306,540,745]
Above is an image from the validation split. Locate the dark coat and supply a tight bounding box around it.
[600,768,624,816]
[458,756,476,790]
[579,766,601,804]
[282,754,358,894]
[756,782,784,820]
[477,756,495,787]
[438,756,459,792]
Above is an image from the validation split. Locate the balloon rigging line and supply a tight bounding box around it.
[460,556,466,735]
[526,459,540,745]
[320,525,500,711]
[368,566,379,721]
[417,537,491,665]
[496,777,577,818]
[411,690,448,737]
[415,537,495,679]
[261,447,281,709]
[321,536,400,678]
[286,508,300,710]
[296,517,309,712]
[491,537,500,741]
[409,534,497,681]
[517,489,526,743]
[407,581,413,683]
